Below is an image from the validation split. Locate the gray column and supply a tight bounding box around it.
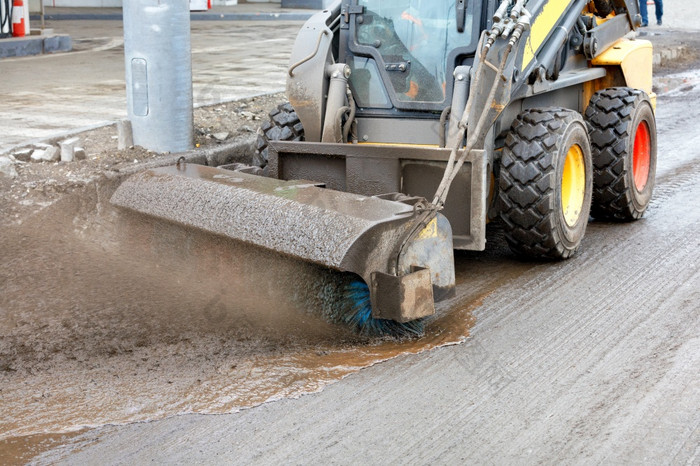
[123,0,194,153]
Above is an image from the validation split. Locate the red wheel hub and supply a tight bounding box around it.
[633,121,651,191]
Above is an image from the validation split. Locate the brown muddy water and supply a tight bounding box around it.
[0,179,529,464]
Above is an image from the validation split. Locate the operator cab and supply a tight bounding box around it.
[339,0,485,115]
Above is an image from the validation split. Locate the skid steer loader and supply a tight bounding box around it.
[112,0,657,333]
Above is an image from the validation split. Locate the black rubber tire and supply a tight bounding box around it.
[593,0,614,17]
[585,87,657,221]
[254,102,304,167]
[498,108,593,260]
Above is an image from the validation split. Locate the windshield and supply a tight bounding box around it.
[355,0,475,104]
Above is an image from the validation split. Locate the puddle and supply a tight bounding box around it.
[654,68,700,96]
[0,299,478,463]
[0,432,87,466]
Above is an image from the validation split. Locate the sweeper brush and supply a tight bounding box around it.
[111,162,456,335]
[317,276,426,337]
[113,0,657,336]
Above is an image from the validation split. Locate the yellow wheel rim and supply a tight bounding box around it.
[561,144,586,227]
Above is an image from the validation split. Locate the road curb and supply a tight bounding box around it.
[653,45,688,67]
[0,34,72,58]
[112,135,256,177]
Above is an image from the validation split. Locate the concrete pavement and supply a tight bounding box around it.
[0,19,302,154]
[1,2,699,463]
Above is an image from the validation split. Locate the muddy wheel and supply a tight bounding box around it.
[498,108,593,260]
[254,102,304,168]
[592,0,614,17]
[585,88,657,221]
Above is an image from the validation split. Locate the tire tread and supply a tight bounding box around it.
[498,108,588,260]
[593,0,614,16]
[254,102,304,167]
[585,87,652,220]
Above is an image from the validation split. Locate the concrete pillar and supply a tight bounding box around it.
[123,0,194,153]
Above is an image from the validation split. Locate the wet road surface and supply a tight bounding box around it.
[0,20,300,154]
[2,48,700,466]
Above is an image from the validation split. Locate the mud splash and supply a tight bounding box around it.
[176,297,481,414]
[0,304,478,466]
[0,432,86,466]
[0,182,510,463]
[0,302,478,465]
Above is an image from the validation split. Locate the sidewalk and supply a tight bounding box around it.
[644,0,700,30]
[32,4,316,22]
[0,19,304,154]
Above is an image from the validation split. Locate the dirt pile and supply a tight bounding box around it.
[0,92,286,226]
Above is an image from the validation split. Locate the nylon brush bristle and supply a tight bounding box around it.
[340,280,425,338]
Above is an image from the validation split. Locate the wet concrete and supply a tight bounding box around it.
[1,169,530,463]
[0,20,301,154]
[0,432,84,466]
[7,63,697,464]
[3,19,700,465]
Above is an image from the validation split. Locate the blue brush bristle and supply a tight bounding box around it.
[342,280,424,338]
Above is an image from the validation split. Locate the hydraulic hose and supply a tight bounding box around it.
[393,14,529,276]
[433,11,530,207]
[394,4,532,276]
[334,106,350,143]
[342,86,356,143]
[439,106,451,148]
[432,41,512,205]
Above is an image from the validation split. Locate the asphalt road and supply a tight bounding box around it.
[27,62,700,464]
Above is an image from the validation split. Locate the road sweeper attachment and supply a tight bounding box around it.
[111,162,456,324]
[113,0,656,334]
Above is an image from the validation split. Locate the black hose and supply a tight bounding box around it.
[335,106,350,143]
[439,106,451,148]
[577,16,587,35]
[342,87,356,143]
